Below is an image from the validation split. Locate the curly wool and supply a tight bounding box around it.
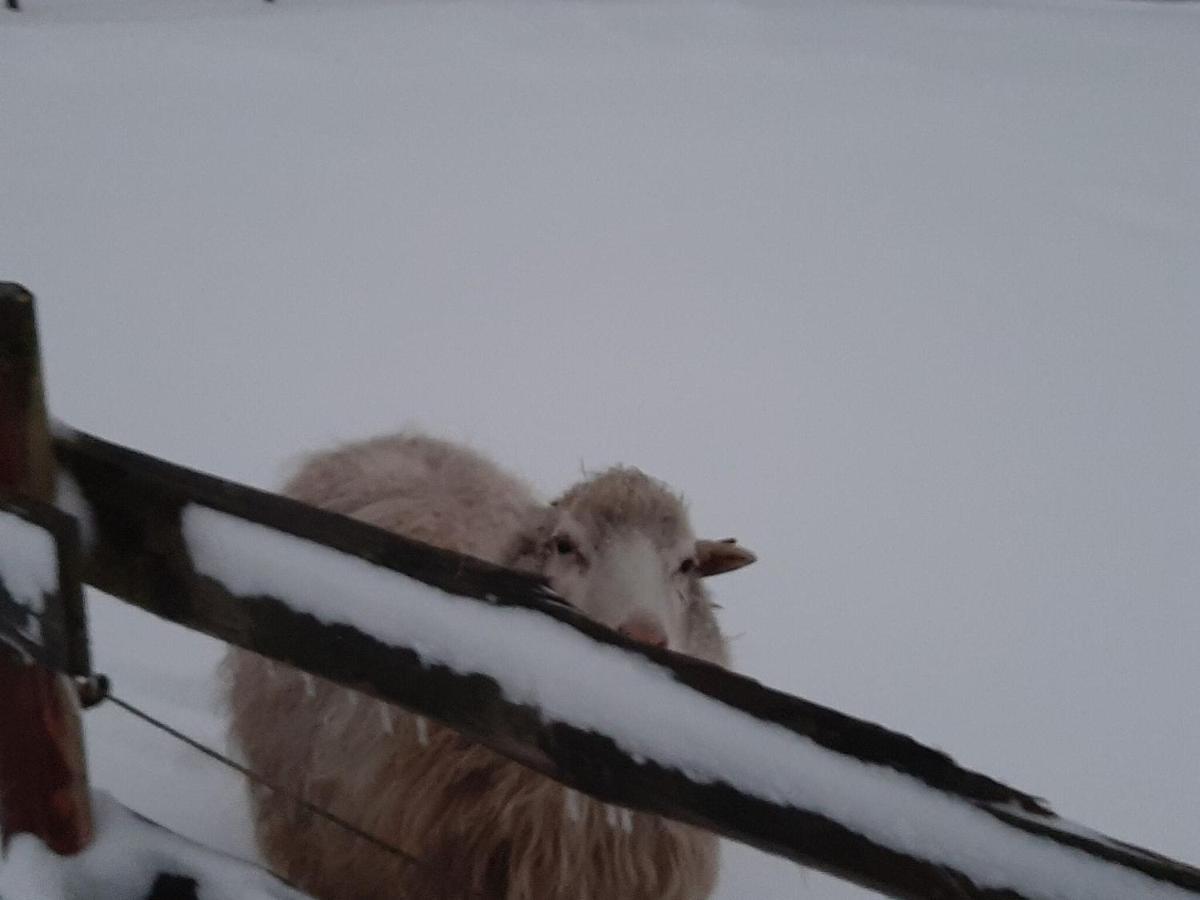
[226,433,722,900]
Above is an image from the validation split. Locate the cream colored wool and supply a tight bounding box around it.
[226,433,754,900]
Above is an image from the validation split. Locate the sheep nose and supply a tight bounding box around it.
[618,619,668,649]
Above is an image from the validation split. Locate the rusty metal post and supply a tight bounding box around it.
[0,283,93,854]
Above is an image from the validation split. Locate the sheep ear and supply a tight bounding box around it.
[695,538,756,577]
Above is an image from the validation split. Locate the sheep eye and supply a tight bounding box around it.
[554,536,577,556]
[678,558,696,575]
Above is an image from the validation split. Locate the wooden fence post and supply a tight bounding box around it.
[0,283,93,854]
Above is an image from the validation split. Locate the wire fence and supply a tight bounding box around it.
[101,690,468,893]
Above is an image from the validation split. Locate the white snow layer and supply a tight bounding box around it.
[53,471,96,556]
[182,504,1191,900]
[0,508,59,645]
[0,791,309,900]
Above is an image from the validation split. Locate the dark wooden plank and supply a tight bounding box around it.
[147,874,200,900]
[0,283,93,855]
[55,428,1043,807]
[52,427,1200,899]
[0,285,54,501]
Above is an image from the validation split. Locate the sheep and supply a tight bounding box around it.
[225,433,756,900]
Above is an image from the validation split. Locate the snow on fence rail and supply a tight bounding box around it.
[1,282,1198,900]
[0,495,88,676]
[39,427,1200,900]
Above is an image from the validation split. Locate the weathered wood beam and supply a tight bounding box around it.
[0,283,93,855]
[49,426,1200,900]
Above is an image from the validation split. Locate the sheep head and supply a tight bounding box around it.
[511,467,755,666]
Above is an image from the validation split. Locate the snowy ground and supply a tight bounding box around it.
[3,0,1198,897]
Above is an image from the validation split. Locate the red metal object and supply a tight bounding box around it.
[0,658,91,853]
[0,283,92,854]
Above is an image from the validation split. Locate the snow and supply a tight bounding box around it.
[2,0,1198,897]
[619,808,634,835]
[377,701,394,735]
[565,789,582,825]
[0,508,59,645]
[0,792,309,900]
[183,503,1193,899]
[52,472,96,556]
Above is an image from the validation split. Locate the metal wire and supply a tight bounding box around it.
[104,691,445,882]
